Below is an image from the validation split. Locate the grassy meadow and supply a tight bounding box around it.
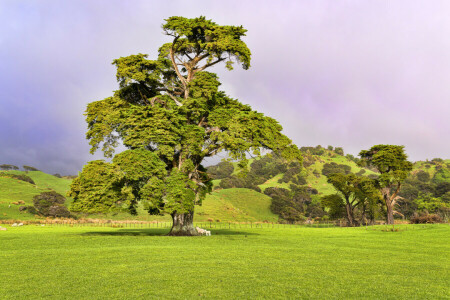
[0,224,448,299]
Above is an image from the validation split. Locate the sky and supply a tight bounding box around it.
[0,0,449,175]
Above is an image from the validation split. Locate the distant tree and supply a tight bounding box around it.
[0,164,19,171]
[327,145,334,151]
[359,145,413,224]
[23,165,39,172]
[0,173,35,185]
[435,182,450,198]
[53,173,62,178]
[206,162,234,179]
[416,170,430,182]
[334,147,344,156]
[431,167,450,185]
[431,158,444,164]
[326,173,360,226]
[264,187,311,222]
[321,194,345,219]
[353,176,381,225]
[69,16,301,236]
[322,162,351,176]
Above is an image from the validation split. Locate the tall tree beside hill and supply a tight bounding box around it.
[359,145,412,224]
[69,16,301,236]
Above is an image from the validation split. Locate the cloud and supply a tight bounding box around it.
[0,1,449,174]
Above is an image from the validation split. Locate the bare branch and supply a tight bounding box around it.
[196,57,225,72]
[165,91,183,107]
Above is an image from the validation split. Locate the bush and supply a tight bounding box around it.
[355,169,366,176]
[416,170,430,182]
[33,191,71,217]
[206,162,234,179]
[410,214,443,224]
[26,206,38,215]
[322,162,351,176]
[334,147,344,156]
[0,173,35,185]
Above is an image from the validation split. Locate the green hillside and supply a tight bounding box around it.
[196,188,277,222]
[0,171,72,220]
[1,152,448,222]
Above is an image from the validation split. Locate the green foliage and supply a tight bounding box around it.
[0,164,19,170]
[0,173,35,185]
[23,165,39,172]
[321,194,345,219]
[33,191,71,217]
[334,147,344,156]
[416,170,430,182]
[432,167,450,184]
[206,161,234,179]
[72,16,302,225]
[264,187,312,222]
[359,145,413,188]
[321,162,351,176]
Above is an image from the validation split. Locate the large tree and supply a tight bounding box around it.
[69,16,301,235]
[359,145,412,224]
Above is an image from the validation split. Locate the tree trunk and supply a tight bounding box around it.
[381,189,395,225]
[169,211,199,236]
[345,203,356,227]
[385,200,395,225]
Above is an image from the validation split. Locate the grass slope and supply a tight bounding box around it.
[0,171,72,220]
[196,188,277,222]
[0,224,448,299]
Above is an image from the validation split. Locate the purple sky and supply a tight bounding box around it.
[1,1,449,174]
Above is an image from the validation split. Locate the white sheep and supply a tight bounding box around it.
[0,226,7,231]
[195,227,206,235]
[18,223,23,226]
[205,230,211,236]
[11,223,18,227]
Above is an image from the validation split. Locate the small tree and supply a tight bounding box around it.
[23,165,39,172]
[0,164,19,171]
[69,16,301,235]
[359,145,413,224]
[326,173,360,226]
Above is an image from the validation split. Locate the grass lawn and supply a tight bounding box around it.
[1,224,448,299]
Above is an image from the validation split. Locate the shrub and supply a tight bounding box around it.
[32,191,71,217]
[416,170,430,182]
[322,162,351,176]
[410,214,443,224]
[206,162,234,179]
[0,173,35,185]
[356,169,366,176]
[334,147,344,156]
[26,206,38,215]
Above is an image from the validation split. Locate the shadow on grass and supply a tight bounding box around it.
[80,228,259,237]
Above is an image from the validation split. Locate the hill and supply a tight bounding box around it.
[0,171,72,220]
[1,148,448,222]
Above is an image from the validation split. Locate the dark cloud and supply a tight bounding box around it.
[0,1,449,174]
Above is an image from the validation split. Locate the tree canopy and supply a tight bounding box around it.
[359,145,412,224]
[69,16,301,235]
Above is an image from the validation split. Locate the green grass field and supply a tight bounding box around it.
[0,224,448,299]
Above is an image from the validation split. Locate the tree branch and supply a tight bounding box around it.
[196,57,225,72]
